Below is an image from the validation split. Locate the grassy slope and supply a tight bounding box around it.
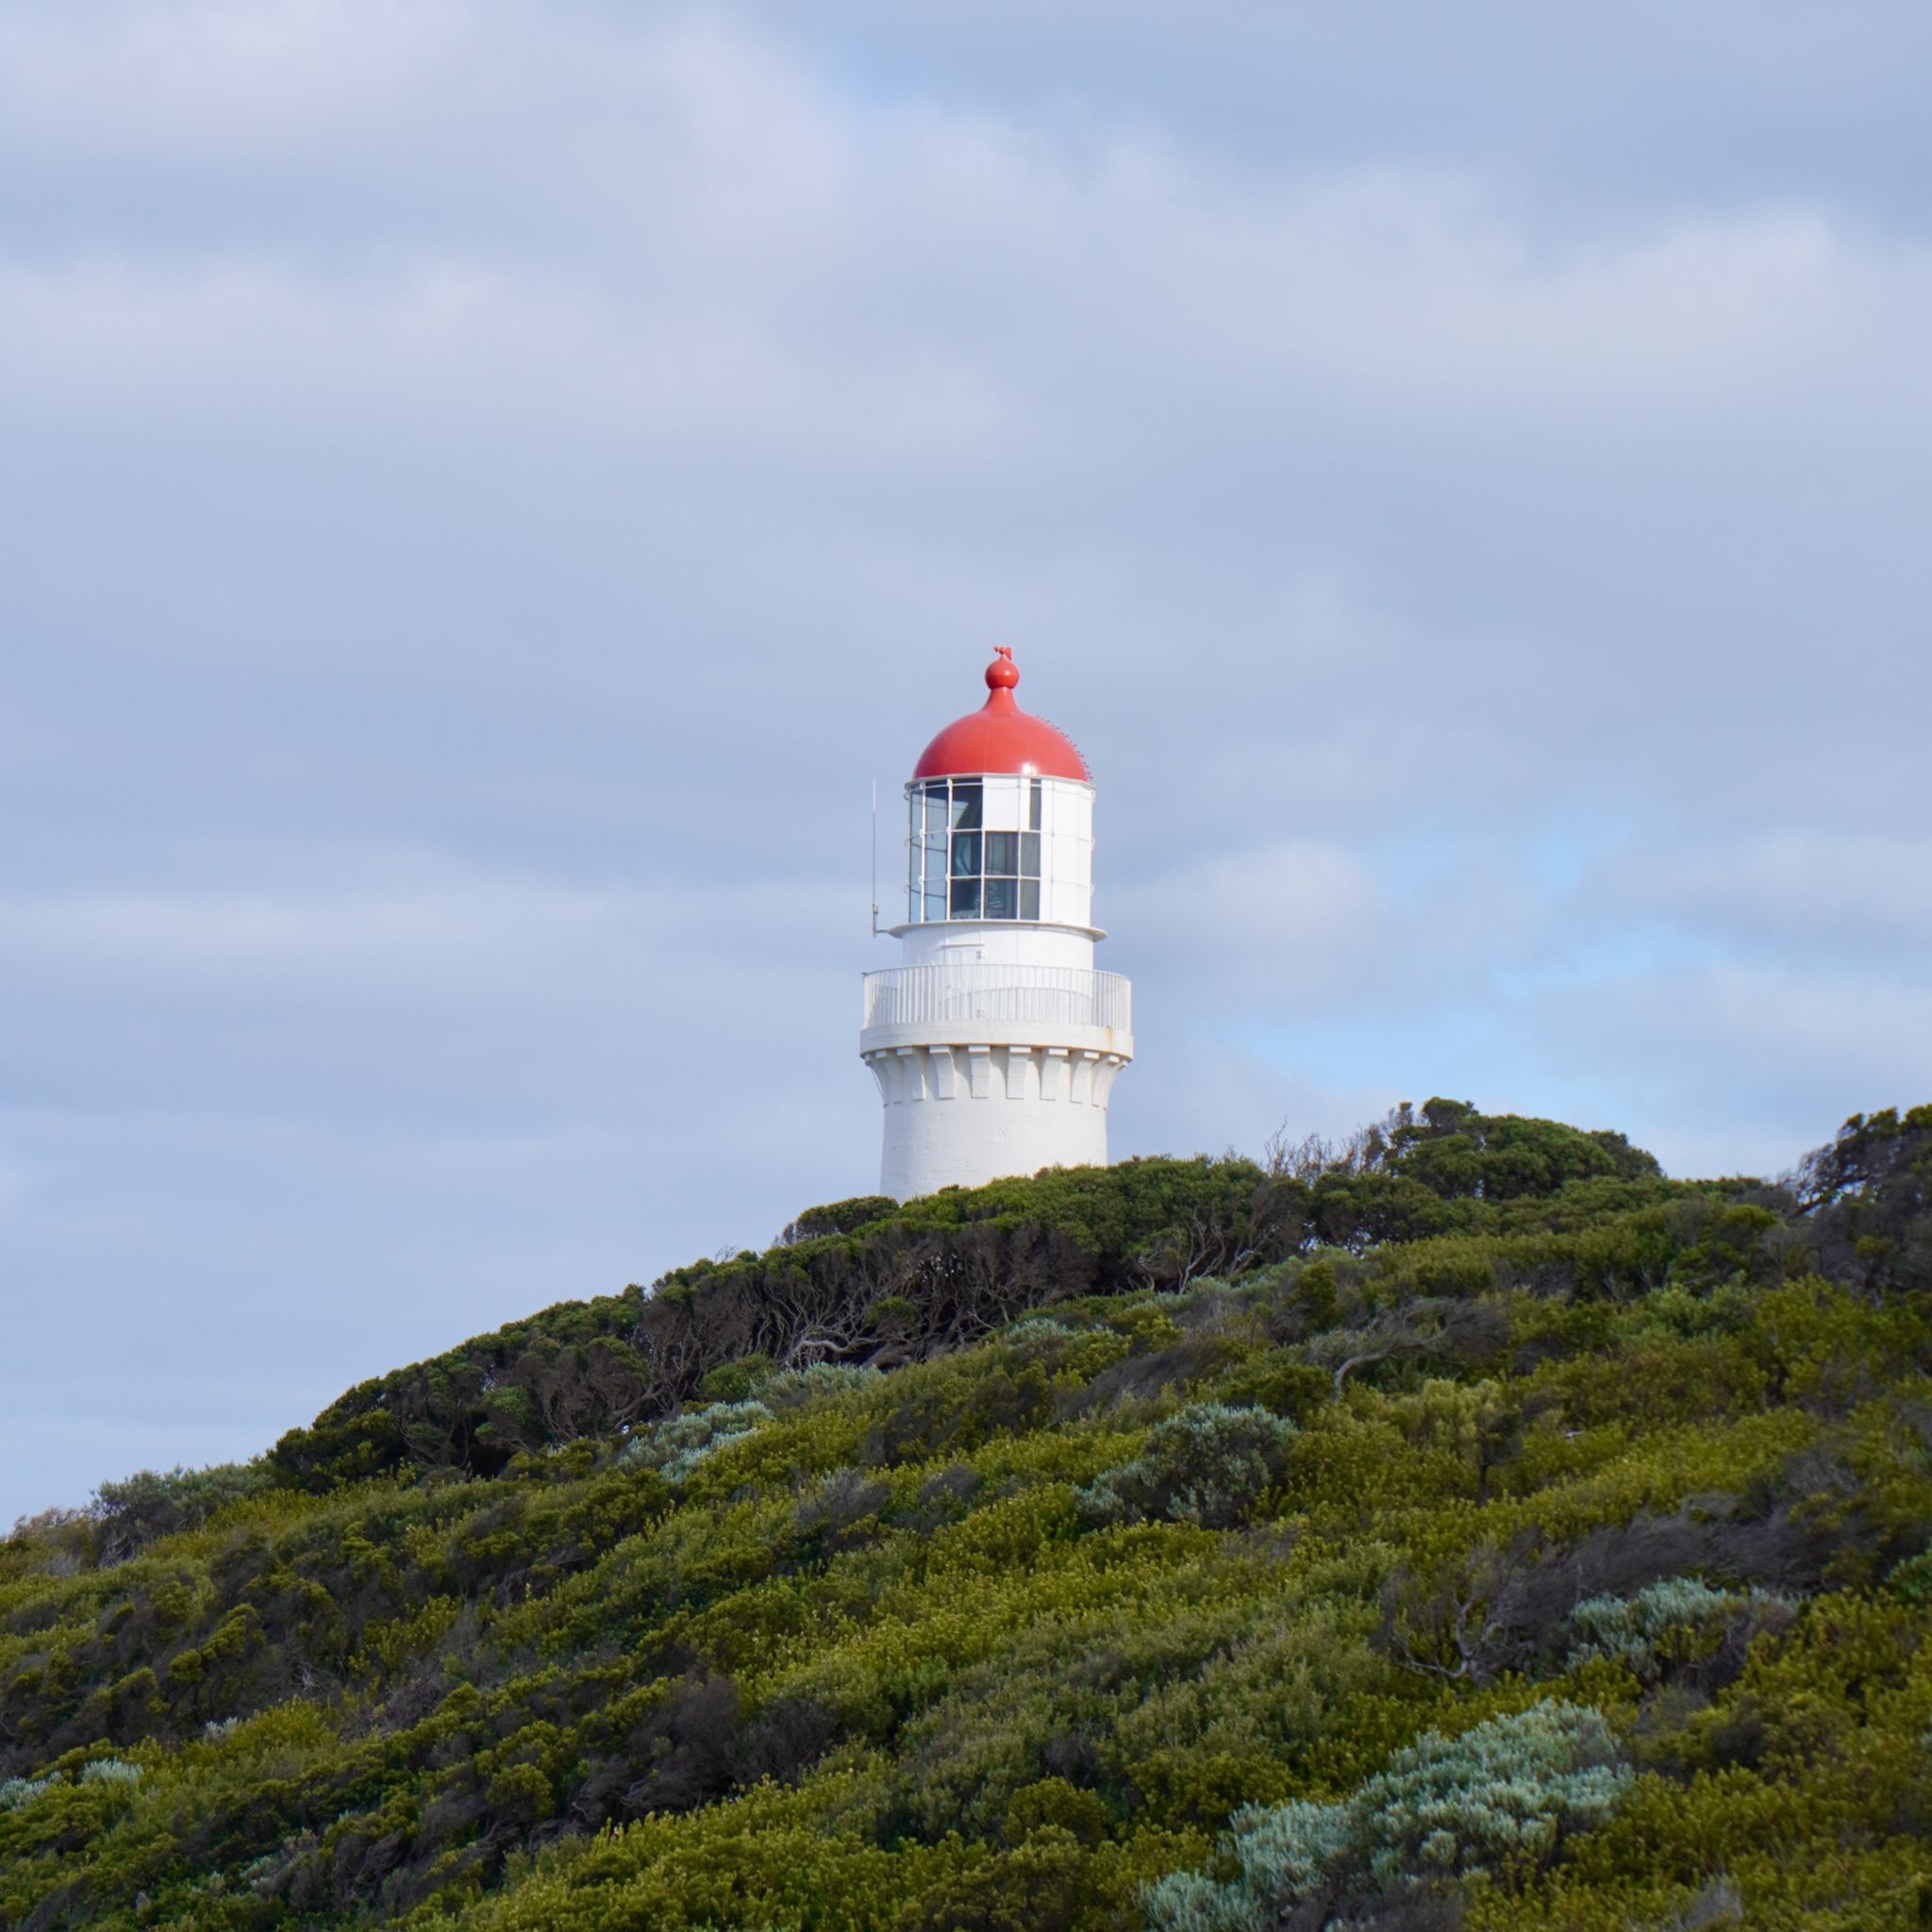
[3,1105,1931,1931]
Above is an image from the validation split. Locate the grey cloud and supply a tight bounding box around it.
[1519,961,1932,1177]
[3,2,1929,1523]
[1594,834,1932,958]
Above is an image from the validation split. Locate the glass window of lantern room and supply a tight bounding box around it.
[903,775,1052,924]
[949,785,983,883]
[907,783,941,923]
[927,786,949,916]
[983,831,1018,921]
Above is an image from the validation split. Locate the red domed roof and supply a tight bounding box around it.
[912,649,1091,782]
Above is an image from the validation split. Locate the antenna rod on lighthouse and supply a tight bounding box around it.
[870,779,879,935]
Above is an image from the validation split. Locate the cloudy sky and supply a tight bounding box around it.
[4,0,1929,1526]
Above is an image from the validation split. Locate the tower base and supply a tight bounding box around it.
[862,1040,1129,1200]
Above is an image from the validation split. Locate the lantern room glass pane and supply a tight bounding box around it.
[899,774,1055,923]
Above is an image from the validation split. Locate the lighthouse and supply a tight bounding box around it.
[861,648,1133,1200]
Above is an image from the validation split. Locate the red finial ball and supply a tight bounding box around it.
[986,646,1020,692]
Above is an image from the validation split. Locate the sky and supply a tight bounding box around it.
[4,0,1930,1527]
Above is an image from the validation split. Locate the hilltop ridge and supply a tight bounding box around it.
[4,1100,1931,1930]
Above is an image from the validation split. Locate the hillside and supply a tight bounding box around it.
[4,1100,1931,1931]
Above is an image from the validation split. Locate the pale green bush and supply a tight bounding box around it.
[1564,1576,1794,1685]
[617,1400,774,1482]
[1144,1799,1352,1931]
[1002,1315,1132,1384]
[1355,1700,1627,1888]
[763,1361,882,1407]
[1139,1868,1260,1932]
[91,1459,275,1562]
[1077,1402,1297,1530]
[1144,1702,1629,1930]
[1001,1317,1081,1355]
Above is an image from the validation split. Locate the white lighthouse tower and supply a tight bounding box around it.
[861,648,1133,1200]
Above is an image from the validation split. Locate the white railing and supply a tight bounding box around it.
[862,963,1131,1033]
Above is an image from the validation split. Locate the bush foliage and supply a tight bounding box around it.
[1146,1701,1631,1929]
[3,1098,1931,1929]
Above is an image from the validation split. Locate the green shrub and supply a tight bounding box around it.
[1144,1800,1350,1931]
[1563,1577,1795,1686]
[1003,1778,1110,1849]
[1146,1703,1630,1929]
[1883,1549,1932,1605]
[1076,1403,1297,1530]
[765,1361,883,1407]
[92,1460,275,1562]
[618,1399,774,1481]
[695,1354,778,1405]
[1003,1317,1081,1354]
[785,1195,899,1241]
[1355,1701,1628,1887]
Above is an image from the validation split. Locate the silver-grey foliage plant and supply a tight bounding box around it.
[1076,1402,1298,1531]
[1143,1701,1631,1931]
[616,1400,774,1483]
[1563,1576,1794,1686]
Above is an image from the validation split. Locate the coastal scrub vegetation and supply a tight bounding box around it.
[4,1099,1932,1929]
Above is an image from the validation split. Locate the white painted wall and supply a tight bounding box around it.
[898,924,1094,970]
[864,1042,1126,1199]
[1039,779,1093,931]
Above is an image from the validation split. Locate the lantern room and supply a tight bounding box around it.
[895,648,1097,935]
